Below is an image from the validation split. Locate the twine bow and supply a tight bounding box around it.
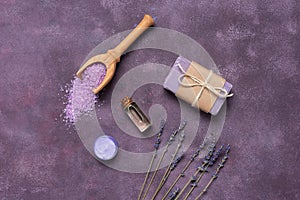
[177,63,233,107]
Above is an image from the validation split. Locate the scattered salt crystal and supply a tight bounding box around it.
[63,63,106,123]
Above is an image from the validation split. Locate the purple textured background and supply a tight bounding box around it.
[0,0,299,200]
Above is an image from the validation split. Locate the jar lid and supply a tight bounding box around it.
[94,136,119,160]
[121,96,133,108]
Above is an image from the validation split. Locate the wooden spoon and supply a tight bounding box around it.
[76,14,155,94]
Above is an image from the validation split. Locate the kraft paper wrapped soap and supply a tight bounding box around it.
[164,56,233,115]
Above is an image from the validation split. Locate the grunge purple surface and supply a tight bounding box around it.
[0,1,299,200]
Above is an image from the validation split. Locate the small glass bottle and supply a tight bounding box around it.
[121,96,151,132]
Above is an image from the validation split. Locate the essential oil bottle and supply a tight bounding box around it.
[121,96,151,132]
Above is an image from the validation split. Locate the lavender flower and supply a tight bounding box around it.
[162,143,205,200]
[195,144,231,200]
[141,121,186,200]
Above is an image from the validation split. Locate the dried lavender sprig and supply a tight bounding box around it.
[161,131,185,183]
[137,120,166,200]
[168,121,186,145]
[141,121,186,200]
[170,154,184,171]
[174,143,216,200]
[183,144,224,200]
[151,131,185,200]
[168,187,180,200]
[153,154,184,200]
[162,143,205,200]
[160,151,185,188]
[195,144,231,200]
[154,119,166,150]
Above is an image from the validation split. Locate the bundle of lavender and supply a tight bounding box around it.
[139,121,186,200]
[138,120,166,200]
[167,144,230,200]
[195,144,231,199]
[182,144,224,200]
[150,130,186,200]
[161,143,205,200]
[137,120,231,200]
[173,143,218,200]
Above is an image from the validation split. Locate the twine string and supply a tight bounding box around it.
[177,63,233,107]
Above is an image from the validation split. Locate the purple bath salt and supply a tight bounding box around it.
[64,63,106,123]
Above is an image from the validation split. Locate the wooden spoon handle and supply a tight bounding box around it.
[111,14,154,59]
